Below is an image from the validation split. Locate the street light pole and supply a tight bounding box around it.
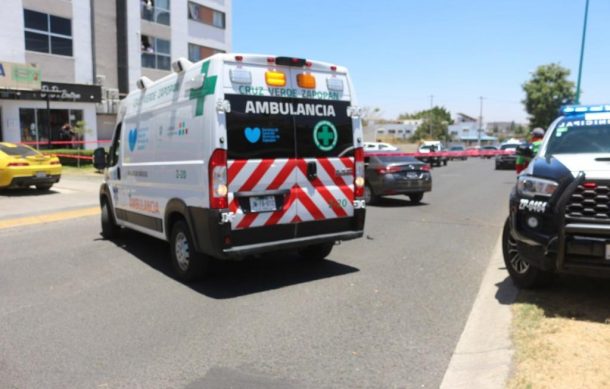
[477,96,484,147]
[575,0,590,104]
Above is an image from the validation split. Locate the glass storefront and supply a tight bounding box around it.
[19,108,83,148]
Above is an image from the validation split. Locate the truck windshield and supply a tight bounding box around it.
[546,119,610,155]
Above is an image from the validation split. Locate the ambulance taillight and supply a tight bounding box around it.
[354,147,365,198]
[209,149,228,209]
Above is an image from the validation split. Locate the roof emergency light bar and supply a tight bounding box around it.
[561,104,610,115]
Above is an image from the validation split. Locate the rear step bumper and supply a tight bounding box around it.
[223,230,363,258]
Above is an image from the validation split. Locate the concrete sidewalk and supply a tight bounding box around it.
[440,234,518,388]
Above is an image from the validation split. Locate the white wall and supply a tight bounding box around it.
[72,0,94,84]
[0,1,26,63]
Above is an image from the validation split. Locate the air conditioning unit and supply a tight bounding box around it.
[96,75,106,85]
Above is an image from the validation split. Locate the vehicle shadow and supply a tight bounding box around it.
[109,230,360,300]
[370,197,427,208]
[495,273,610,324]
[0,188,60,197]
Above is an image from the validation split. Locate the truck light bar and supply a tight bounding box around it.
[561,104,610,115]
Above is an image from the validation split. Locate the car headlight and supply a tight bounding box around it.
[517,176,558,198]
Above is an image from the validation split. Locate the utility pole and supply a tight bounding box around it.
[478,96,484,147]
[575,0,590,104]
[429,95,434,109]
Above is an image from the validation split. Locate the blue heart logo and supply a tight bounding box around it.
[244,127,261,143]
[128,128,138,151]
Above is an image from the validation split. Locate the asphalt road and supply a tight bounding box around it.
[0,159,516,388]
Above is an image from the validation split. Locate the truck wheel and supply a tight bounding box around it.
[298,242,334,261]
[101,199,120,239]
[502,218,553,289]
[170,220,208,282]
[364,184,378,205]
[408,192,424,204]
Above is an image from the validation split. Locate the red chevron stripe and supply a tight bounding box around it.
[228,160,247,184]
[296,186,325,220]
[296,161,347,218]
[239,159,274,191]
[340,157,354,169]
[268,159,296,190]
[236,212,259,229]
[318,158,354,202]
[291,215,302,223]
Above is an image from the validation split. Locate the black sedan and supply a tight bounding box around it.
[364,153,432,204]
[494,143,520,169]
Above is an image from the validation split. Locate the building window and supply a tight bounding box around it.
[188,43,224,62]
[24,9,73,56]
[141,0,170,26]
[141,35,171,70]
[20,108,82,146]
[188,2,225,28]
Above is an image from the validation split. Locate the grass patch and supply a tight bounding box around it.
[508,277,610,389]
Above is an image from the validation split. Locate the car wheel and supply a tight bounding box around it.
[364,184,377,205]
[443,159,447,166]
[170,220,209,282]
[408,192,424,204]
[495,163,500,170]
[298,242,334,261]
[36,183,53,191]
[101,199,120,239]
[502,218,553,289]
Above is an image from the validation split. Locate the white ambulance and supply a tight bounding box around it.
[93,54,366,281]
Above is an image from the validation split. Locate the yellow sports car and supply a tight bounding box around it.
[0,142,62,190]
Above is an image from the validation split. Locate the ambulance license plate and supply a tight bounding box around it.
[249,195,276,213]
[606,244,610,261]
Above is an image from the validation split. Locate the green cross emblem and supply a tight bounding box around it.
[313,120,338,151]
[189,60,217,117]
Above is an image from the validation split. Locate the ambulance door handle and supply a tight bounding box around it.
[307,161,317,180]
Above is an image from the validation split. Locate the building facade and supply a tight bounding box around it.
[447,113,497,145]
[0,0,232,145]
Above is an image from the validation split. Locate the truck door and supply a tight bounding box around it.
[225,95,298,241]
[292,98,355,236]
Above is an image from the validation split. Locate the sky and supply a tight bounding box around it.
[232,0,609,124]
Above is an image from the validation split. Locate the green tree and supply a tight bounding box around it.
[522,63,576,129]
[399,107,453,141]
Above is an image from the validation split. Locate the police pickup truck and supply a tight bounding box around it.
[503,104,610,288]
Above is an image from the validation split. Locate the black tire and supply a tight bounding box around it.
[408,192,424,204]
[495,163,500,170]
[298,242,334,261]
[443,159,447,166]
[101,199,120,239]
[364,184,378,205]
[170,220,209,282]
[502,218,554,289]
[36,183,53,191]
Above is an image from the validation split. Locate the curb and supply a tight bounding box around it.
[440,232,518,388]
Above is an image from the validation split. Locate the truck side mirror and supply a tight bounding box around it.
[515,144,534,158]
[93,147,107,170]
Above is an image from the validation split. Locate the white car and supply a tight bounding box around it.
[363,142,399,152]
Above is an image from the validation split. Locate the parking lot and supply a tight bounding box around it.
[0,159,515,388]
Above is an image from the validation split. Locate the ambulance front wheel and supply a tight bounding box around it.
[170,220,209,282]
[101,199,120,239]
[299,242,334,261]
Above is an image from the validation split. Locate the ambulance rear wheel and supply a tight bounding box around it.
[299,242,334,261]
[170,220,208,282]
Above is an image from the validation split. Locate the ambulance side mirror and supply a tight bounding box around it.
[93,147,107,170]
[516,144,533,158]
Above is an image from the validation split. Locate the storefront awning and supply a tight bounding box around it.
[0,81,102,103]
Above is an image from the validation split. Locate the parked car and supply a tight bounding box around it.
[363,142,399,152]
[494,143,520,170]
[0,142,62,190]
[417,143,448,166]
[480,145,498,159]
[364,152,432,204]
[449,145,467,160]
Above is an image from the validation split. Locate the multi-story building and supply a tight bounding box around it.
[447,113,497,145]
[0,0,232,145]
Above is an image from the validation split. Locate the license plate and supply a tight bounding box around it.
[407,172,419,179]
[35,172,47,178]
[606,244,610,261]
[249,195,276,213]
